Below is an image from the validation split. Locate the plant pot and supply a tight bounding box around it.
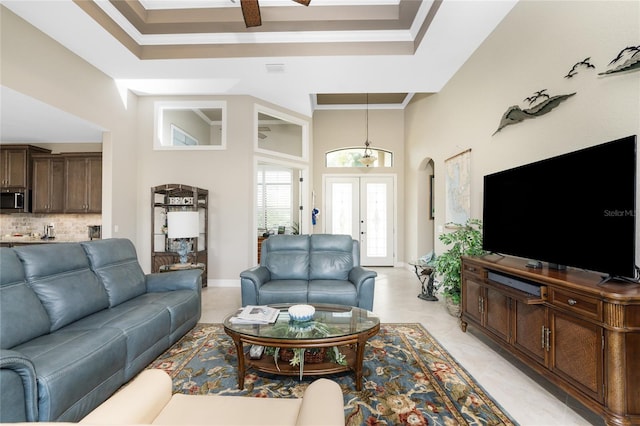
[445,296,461,318]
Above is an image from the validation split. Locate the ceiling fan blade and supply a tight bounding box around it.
[292,0,311,5]
[240,0,262,28]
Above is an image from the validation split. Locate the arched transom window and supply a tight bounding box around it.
[325,147,393,168]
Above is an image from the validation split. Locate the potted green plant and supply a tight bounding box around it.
[434,218,485,316]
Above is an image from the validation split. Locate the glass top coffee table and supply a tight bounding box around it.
[223,303,380,390]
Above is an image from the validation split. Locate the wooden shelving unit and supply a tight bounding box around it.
[151,184,208,285]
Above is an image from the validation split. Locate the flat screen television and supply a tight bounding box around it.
[482,135,637,281]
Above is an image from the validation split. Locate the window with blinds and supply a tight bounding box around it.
[257,166,293,231]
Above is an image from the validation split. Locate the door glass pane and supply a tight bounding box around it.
[365,183,387,257]
[331,183,353,235]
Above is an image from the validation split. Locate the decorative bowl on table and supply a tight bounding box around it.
[288,304,315,322]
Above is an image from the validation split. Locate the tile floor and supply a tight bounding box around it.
[200,266,602,426]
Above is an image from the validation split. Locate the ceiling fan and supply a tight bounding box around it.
[239,0,311,28]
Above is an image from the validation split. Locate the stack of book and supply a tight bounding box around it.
[228,305,280,324]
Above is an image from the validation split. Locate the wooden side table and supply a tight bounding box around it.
[159,262,206,286]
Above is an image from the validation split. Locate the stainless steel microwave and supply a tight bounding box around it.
[0,189,30,213]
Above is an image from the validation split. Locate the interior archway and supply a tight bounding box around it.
[417,157,435,258]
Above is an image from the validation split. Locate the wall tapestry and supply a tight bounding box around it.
[444,149,471,226]
[493,90,576,135]
[599,45,640,75]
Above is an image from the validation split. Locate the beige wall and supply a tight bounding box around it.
[1,7,139,246]
[313,108,405,264]
[1,8,311,283]
[4,1,639,278]
[137,95,311,281]
[404,0,640,262]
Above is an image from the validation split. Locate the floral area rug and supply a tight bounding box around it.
[147,323,517,426]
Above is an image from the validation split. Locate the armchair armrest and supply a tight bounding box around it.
[146,269,202,293]
[0,349,38,422]
[80,370,172,424]
[240,266,271,306]
[295,378,345,426]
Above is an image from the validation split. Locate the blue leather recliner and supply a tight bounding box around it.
[0,238,201,423]
[240,234,377,310]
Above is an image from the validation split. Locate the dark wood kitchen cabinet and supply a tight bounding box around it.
[0,145,50,188]
[32,155,65,213]
[461,255,640,425]
[64,153,102,213]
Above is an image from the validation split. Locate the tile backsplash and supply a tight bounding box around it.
[0,213,102,242]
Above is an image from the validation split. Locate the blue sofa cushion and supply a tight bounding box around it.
[81,239,147,307]
[62,300,171,380]
[309,234,354,280]
[128,291,201,344]
[0,249,50,349]
[13,244,109,332]
[308,279,358,306]
[14,328,126,421]
[263,235,310,280]
[257,279,308,305]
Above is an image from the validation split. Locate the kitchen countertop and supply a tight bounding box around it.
[1,235,81,244]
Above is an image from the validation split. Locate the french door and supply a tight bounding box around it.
[324,175,394,266]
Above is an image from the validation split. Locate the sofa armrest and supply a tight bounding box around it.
[0,349,38,422]
[240,266,271,306]
[80,370,172,424]
[349,266,377,289]
[295,378,344,426]
[146,269,202,293]
[349,266,377,311]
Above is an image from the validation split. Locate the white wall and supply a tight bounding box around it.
[404,0,640,263]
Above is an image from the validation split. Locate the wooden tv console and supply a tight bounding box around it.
[461,255,640,426]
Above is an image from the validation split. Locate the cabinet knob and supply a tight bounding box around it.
[567,299,577,306]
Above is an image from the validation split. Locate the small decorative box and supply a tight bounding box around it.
[288,304,315,322]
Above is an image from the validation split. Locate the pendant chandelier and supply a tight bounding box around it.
[361,93,377,167]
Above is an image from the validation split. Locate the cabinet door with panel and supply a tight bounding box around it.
[513,300,547,366]
[64,154,102,213]
[86,156,102,213]
[462,277,484,326]
[462,261,510,343]
[0,148,27,188]
[32,157,65,213]
[484,286,511,342]
[549,310,604,403]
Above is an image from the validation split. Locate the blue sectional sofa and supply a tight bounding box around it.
[240,234,377,310]
[0,238,201,423]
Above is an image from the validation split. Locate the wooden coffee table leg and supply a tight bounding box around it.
[228,333,246,389]
[354,334,368,391]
